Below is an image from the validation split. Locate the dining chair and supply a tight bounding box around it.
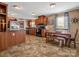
[46,32,54,43]
[68,28,78,48]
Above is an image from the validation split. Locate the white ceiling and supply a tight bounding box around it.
[6,2,79,19]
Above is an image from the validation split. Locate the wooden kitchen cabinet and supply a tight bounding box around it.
[32,28,36,35]
[0,2,7,32]
[0,3,26,51]
[29,28,36,35]
[8,31,26,45]
[8,32,16,46]
[0,31,26,51]
[0,32,8,51]
[41,29,46,37]
[35,19,38,25]
[35,15,48,25]
[39,16,44,24]
[16,31,26,44]
[43,17,48,25]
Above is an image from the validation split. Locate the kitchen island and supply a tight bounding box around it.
[0,30,26,51]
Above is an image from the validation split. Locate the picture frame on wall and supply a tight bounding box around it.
[10,21,20,30]
[18,21,24,29]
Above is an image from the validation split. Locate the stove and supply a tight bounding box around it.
[36,24,46,37]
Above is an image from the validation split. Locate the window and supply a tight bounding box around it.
[64,12,69,30]
[56,16,64,29]
[56,12,69,31]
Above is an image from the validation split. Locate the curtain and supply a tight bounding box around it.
[64,12,69,31]
[54,12,69,31]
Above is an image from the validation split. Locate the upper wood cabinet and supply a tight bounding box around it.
[35,15,48,25]
[27,15,48,27]
[0,2,7,32]
[35,19,38,25]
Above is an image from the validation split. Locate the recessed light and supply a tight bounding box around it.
[50,3,56,8]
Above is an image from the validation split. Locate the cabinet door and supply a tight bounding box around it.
[0,32,4,51]
[38,19,40,24]
[16,31,25,44]
[39,16,43,24]
[19,31,25,43]
[46,18,48,25]
[44,17,46,25]
[20,31,26,43]
[42,16,45,23]
[35,19,38,25]
[0,32,8,51]
[16,31,22,44]
[4,32,8,49]
[41,29,46,37]
[32,29,36,35]
[8,32,16,46]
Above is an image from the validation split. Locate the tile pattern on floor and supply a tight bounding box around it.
[0,35,79,57]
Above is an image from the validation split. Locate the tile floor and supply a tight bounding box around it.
[0,35,79,57]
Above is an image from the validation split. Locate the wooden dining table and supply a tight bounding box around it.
[46,31,71,47]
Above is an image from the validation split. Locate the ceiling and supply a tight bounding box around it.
[6,2,79,19]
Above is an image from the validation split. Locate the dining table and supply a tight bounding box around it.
[46,30,71,47]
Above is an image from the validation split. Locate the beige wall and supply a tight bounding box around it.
[47,9,79,42]
[69,10,79,42]
[47,13,64,31]
[47,15,55,31]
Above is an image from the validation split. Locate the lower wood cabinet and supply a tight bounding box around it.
[16,31,26,44]
[29,28,36,35]
[0,32,5,51]
[0,32,8,51]
[8,32,16,47]
[0,31,26,51]
[41,29,46,37]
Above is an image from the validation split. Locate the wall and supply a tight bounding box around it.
[47,9,79,42]
[47,13,64,31]
[47,15,56,31]
[69,10,79,42]
[26,20,28,27]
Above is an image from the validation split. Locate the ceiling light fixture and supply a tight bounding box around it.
[32,12,35,16]
[10,14,15,16]
[50,3,56,8]
[33,16,38,19]
[13,5,23,10]
[10,13,17,17]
